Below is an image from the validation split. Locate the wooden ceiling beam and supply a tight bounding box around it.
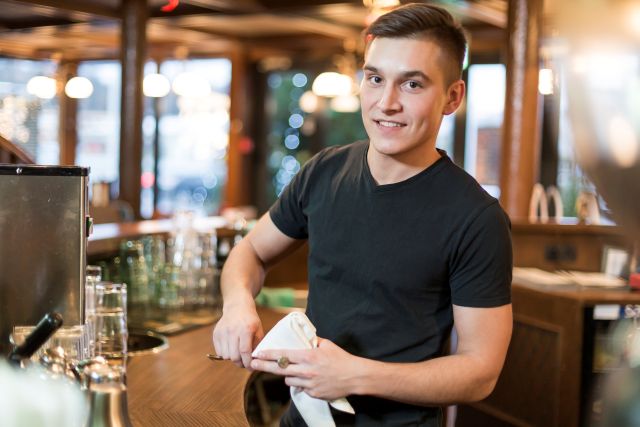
[243,34,343,49]
[0,17,77,31]
[445,1,507,29]
[8,0,120,20]
[177,0,362,14]
[179,0,264,13]
[157,13,360,40]
[148,19,241,42]
[260,0,361,8]
[0,39,43,58]
[276,14,361,39]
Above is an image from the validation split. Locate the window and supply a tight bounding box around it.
[154,58,232,216]
[76,61,121,185]
[0,58,59,164]
[436,113,456,157]
[463,63,506,198]
[556,64,585,218]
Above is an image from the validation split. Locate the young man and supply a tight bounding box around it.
[213,3,512,426]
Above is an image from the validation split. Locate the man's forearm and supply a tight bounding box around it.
[220,238,267,308]
[352,353,500,406]
[352,304,511,406]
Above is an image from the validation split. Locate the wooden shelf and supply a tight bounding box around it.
[511,219,625,236]
[87,217,228,256]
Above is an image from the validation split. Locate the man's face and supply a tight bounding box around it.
[360,37,462,161]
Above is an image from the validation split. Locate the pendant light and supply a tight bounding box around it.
[26,76,57,99]
[65,76,93,99]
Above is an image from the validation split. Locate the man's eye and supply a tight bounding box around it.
[407,81,422,89]
[369,76,382,84]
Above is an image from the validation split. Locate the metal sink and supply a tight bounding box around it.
[127,330,169,356]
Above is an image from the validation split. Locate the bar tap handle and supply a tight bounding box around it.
[546,185,564,222]
[528,183,549,223]
[8,312,64,366]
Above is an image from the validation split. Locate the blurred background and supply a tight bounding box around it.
[3,1,640,427]
[0,0,587,223]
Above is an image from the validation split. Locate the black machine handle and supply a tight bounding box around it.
[8,312,63,365]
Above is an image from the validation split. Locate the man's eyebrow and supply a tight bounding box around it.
[362,66,431,82]
[401,70,430,81]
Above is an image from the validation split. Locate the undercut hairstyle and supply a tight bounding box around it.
[364,3,467,85]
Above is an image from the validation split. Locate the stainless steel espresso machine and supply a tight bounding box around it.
[0,164,90,355]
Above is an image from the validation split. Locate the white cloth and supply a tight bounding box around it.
[252,312,355,427]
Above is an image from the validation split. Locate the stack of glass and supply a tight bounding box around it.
[93,212,245,315]
[97,239,225,312]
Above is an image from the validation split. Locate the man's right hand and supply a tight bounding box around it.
[213,301,264,369]
[212,213,302,369]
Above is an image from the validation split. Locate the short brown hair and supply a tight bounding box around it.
[364,3,467,84]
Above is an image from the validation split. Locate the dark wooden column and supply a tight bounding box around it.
[119,0,147,218]
[58,61,78,166]
[224,46,254,208]
[499,0,543,219]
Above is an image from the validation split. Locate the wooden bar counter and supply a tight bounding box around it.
[126,307,284,426]
[458,281,640,427]
[87,218,287,425]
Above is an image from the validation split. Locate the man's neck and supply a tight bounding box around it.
[366,143,442,186]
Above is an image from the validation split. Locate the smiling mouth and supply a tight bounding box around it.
[374,120,406,128]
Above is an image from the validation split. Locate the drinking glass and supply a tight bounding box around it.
[95,282,128,369]
[85,265,102,357]
[157,264,181,309]
[49,325,89,362]
[11,324,90,363]
[120,240,150,306]
[143,235,166,306]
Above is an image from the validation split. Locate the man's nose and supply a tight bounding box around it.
[377,85,401,113]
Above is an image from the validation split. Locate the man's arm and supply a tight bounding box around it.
[251,303,512,405]
[213,213,303,368]
[357,303,512,404]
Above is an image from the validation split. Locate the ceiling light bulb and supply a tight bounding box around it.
[143,73,171,97]
[330,94,360,113]
[299,91,319,113]
[538,68,554,95]
[27,76,57,99]
[172,72,211,97]
[65,77,93,99]
[312,72,353,98]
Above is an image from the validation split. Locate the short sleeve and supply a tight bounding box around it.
[449,201,512,307]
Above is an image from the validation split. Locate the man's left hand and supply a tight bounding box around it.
[250,338,363,401]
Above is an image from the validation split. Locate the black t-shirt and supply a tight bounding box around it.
[269,140,512,426]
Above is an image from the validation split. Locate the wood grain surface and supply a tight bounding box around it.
[513,280,640,305]
[127,307,285,426]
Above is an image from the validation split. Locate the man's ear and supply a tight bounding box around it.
[443,80,465,115]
